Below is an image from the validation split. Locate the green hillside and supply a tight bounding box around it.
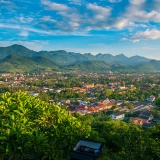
[0,54,49,73]
[0,44,35,59]
[32,56,60,70]
[67,60,111,72]
[1,54,160,73]
[0,44,151,66]
[37,50,88,65]
[135,60,160,72]
[67,60,129,73]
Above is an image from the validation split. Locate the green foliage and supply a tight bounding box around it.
[0,92,91,159]
[155,96,160,111]
[0,92,160,160]
[38,92,51,102]
[0,55,48,73]
[68,60,111,72]
[52,89,83,100]
[92,118,160,160]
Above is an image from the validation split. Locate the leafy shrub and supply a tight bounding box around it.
[0,92,91,160]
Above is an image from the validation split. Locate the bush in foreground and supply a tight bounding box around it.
[0,92,91,160]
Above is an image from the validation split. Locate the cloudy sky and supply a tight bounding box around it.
[0,0,160,59]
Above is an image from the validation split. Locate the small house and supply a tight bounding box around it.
[110,111,125,120]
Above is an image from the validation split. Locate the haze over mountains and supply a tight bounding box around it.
[0,44,159,73]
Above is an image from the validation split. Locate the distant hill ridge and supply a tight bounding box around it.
[0,44,150,65]
[0,44,160,73]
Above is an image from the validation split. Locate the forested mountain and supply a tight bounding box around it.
[129,55,151,65]
[135,60,160,72]
[67,60,111,72]
[0,44,36,59]
[67,60,127,72]
[0,54,56,73]
[31,56,60,70]
[1,53,160,73]
[0,44,150,65]
[1,44,160,73]
[37,50,88,65]
[0,54,45,73]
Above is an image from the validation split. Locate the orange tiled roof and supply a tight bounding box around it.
[86,108,93,113]
[129,117,148,125]
[90,107,99,112]
[97,105,105,110]
[79,89,87,93]
[73,87,81,91]
[85,84,94,88]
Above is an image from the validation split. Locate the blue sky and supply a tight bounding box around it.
[0,0,160,59]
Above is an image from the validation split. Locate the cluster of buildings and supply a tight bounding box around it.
[0,73,160,129]
[61,97,159,129]
[67,99,115,115]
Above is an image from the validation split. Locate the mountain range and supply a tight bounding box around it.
[0,44,159,73]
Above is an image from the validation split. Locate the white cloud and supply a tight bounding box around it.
[108,0,122,3]
[0,0,16,9]
[129,0,146,6]
[125,7,160,22]
[40,2,131,33]
[87,3,111,19]
[40,15,80,31]
[3,0,160,38]
[19,31,29,37]
[58,11,81,23]
[18,16,34,23]
[124,0,160,23]
[0,0,14,5]
[5,15,35,24]
[68,0,82,5]
[83,3,114,30]
[113,18,129,29]
[123,29,160,42]
[41,16,57,23]
[0,23,51,35]
[41,0,72,11]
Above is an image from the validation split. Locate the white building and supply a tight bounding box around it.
[110,112,125,120]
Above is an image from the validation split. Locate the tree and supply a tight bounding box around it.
[155,96,160,111]
[127,102,134,111]
[38,92,51,102]
[105,89,112,97]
